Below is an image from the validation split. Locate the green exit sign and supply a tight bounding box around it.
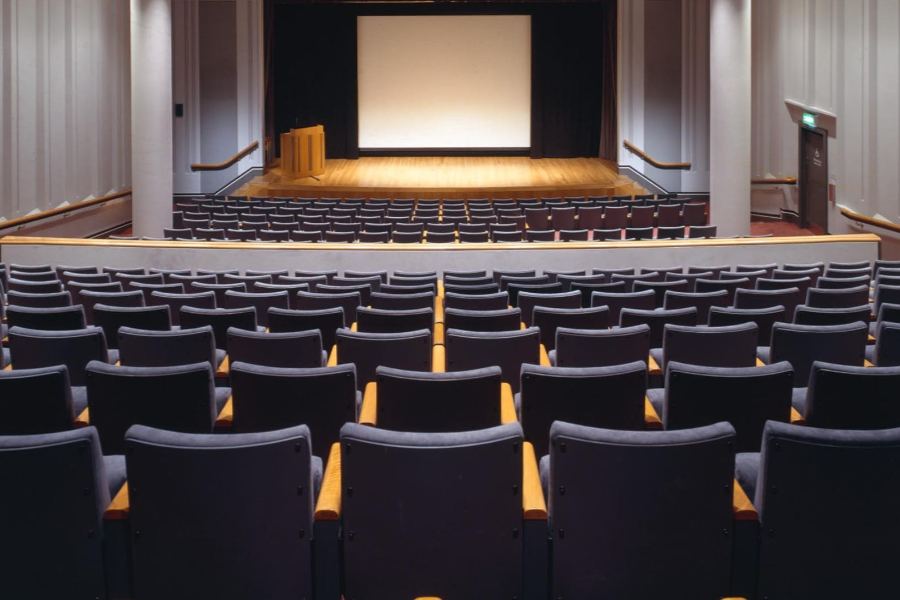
[802,113,817,127]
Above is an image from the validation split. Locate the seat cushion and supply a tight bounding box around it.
[107,349,120,365]
[214,387,232,412]
[312,455,324,498]
[646,388,665,418]
[72,386,88,415]
[870,321,877,336]
[215,348,227,368]
[866,345,876,365]
[547,349,557,366]
[539,454,550,497]
[103,454,127,499]
[735,452,761,505]
[756,346,771,364]
[791,387,807,414]
[649,347,664,367]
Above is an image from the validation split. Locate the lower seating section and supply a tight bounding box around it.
[158,193,721,244]
[1,257,898,599]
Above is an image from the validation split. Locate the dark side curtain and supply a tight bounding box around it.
[598,0,619,161]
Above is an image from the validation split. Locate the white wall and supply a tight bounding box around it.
[172,0,263,195]
[752,0,900,253]
[618,0,710,193]
[0,0,131,222]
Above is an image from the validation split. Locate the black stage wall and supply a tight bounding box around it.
[268,1,615,160]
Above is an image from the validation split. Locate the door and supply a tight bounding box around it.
[800,126,829,232]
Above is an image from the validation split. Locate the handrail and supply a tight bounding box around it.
[190,141,259,172]
[840,206,900,235]
[752,176,797,185]
[622,140,692,171]
[0,189,132,233]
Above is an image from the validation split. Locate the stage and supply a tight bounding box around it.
[237,157,642,200]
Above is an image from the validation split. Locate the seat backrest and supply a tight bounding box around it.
[267,307,344,351]
[222,290,289,327]
[707,306,786,346]
[444,327,540,393]
[735,287,803,320]
[805,361,900,429]
[792,304,872,327]
[663,361,794,452]
[0,427,110,598]
[296,291,361,326]
[755,422,900,599]
[229,362,357,457]
[661,322,758,370]
[662,289,729,323]
[126,424,316,600]
[555,324,651,368]
[590,290,655,324]
[517,291,581,326]
[6,305,87,331]
[0,365,74,434]
[521,362,647,457]
[93,304,171,350]
[336,328,432,390]
[369,291,434,312]
[356,307,434,334]
[6,290,72,309]
[619,307,698,348]
[533,306,609,351]
[340,422,524,600]
[769,322,869,386]
[149,291,216,326]
[444,307,522,332]
[375,366,503,432]
[442,291,509,312]
[226,328,324,369]
[8,326,108,386]
[694,277,747,304]
[633,280,690,308]
[549,421,735,598]
[179,306,256,350]
[85,361,216,454]
[118,326,217,369]
[78,290,145,324]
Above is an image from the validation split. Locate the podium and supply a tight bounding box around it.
[280,125,325,178]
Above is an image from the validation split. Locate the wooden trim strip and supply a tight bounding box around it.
[751,177,797,185]
[841,206,900,235]
[0,190,132,232]
[314,443,342,521]
[623,140,692,171]
[0,233,881,253]
[190,141,260,172]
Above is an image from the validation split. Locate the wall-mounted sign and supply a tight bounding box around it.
[802,113,817,127]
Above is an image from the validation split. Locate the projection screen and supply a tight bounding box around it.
[357,15,532,150]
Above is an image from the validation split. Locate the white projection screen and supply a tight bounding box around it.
[358,15,532,150]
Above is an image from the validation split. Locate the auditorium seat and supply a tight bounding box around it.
[6,290,72,309]
[736,422,900,599]
[79,290,144,324]
[253,283,309,308]
[227,328,325,369]
[625,226,654,240]
[443,282,499,296]
[148,268,191,283]
[189,282,245,306]
[8,278,63,294]
[576,206,603,230]
[442,291,508,312]
[355,307,434,335]
[8,326,112,395]
[332,328,432,391]
[721,269,763,289]
[650,322,758,376]
[149,291,216,326]
[390,274,438,290]
[869,320,900,366]
[9,263,53,273]
[708,306,785,346]
[124,424,319,599]
[556,274,603,291]
[0,365,76,434]
[620,307,698,349]
[656,204,683,227]
[517,290,581,327]
[358,231,388,243]
[520,362,651,457]
[533,306,609,352]
[793,304,871,326]
[806,285,869,309]
[443,268,488,280]
[682,202,707,226]
[370,291,434,311]
[593,227,623,240]
[735,287,803,321]
[507,282,564,306]
[103,266,145,276]
[318,283,372,307]
[663,290,729,323]
[443,327,542,393]
[630,205,656,228]
[223,290,290,328]
[60,270,111,286]
[656,225,686,239]
[290,230,323,242]
[444,307,521,332]
[688,224,717,238]
[268,307,344,351]
[94,305,171,349]
[633,279,690,308]
[0,427,125,599]
[816,275,870,291]
[9,269,57,282]
[426,231,456,243]
[6,304,87,331]
[118,326,226,375]
[695,277,748,304]
[359,365,510,433]
[545,421,738,599]
[381,282,436,296]
[559,228,588,242]
[591,290,655,324]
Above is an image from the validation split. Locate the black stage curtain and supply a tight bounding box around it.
[269,2,612,160]
[272,4,359,159]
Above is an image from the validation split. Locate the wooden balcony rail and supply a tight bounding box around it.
[622,140,692,171]
[840,206,900,235]
[0,189,132,233]
[752,176,797,185]
[190,141,259,172]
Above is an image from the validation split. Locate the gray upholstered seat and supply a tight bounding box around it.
[695,277,748,304]
[708,305,786,346]
[633,280,690,308]
[229,362,357,457]
[7,278,63,294]
[759,322,868,387]
[356,307,434,334]
[533,306,609,351]
[797,361,900,429]
[619,307,698,348]
[444,327,540,393]
[179,306,258,350]
[336,328,432,391]
[806,285,869,308]
[0,365,76,434]
[444,307,522,332]
[189,281,245,307]
[793,304,872,326]
[442,291,509,312]
[516,291,581,327]
[651,322,758,372]
[149,291,216,326]
[736,421,900,599]
[520,362,648,457]
[869,321,900,366]
[85,361,219,454]
[8,326,111,389]
[6,304,86,331]
[443,281,499,295]
[552,324,651,368]
[268,307,345,352]
[369,365,504,433]
[296,291,361,326]
[591,289,655,324]
[735,287,803,321]
[339,422,526,599]
[370,291,434,311]
[6,290,72,309]
[222,290,289,328]
[547,421,736,598]
[226,328,325,368]
[662,289,730,323]
[125,424,318,600]
[117,325,224,371]
[0,427,124,599]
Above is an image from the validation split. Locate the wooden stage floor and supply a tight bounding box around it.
[238,157,642,199]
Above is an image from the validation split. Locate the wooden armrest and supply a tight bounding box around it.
[215,355,230,378]
[359,382,377,426]
[350,322,358,332]
[327,345,338,367]
[790,407,806,425]
[104,483,130,520]
[733,478,758,521]
[434,301,444,324]
[644,396,662,430]
[4,364,12,371]
[869,334,876,343]
[434,322,445,346]
[215,397,234,428]
[864,359,875,367]
[74,408,90,428]
[437,280,444,297]
[539,344,551,367]
[520,322,527,330]
[522,441,547,520]
[115,360,121,367]
[648,355,662,377]
[432,344,445,372]
[315,443,342,521]
[500,383,517,424]
[756,357,766,367]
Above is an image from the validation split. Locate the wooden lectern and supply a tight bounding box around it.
[280,125,325,178]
